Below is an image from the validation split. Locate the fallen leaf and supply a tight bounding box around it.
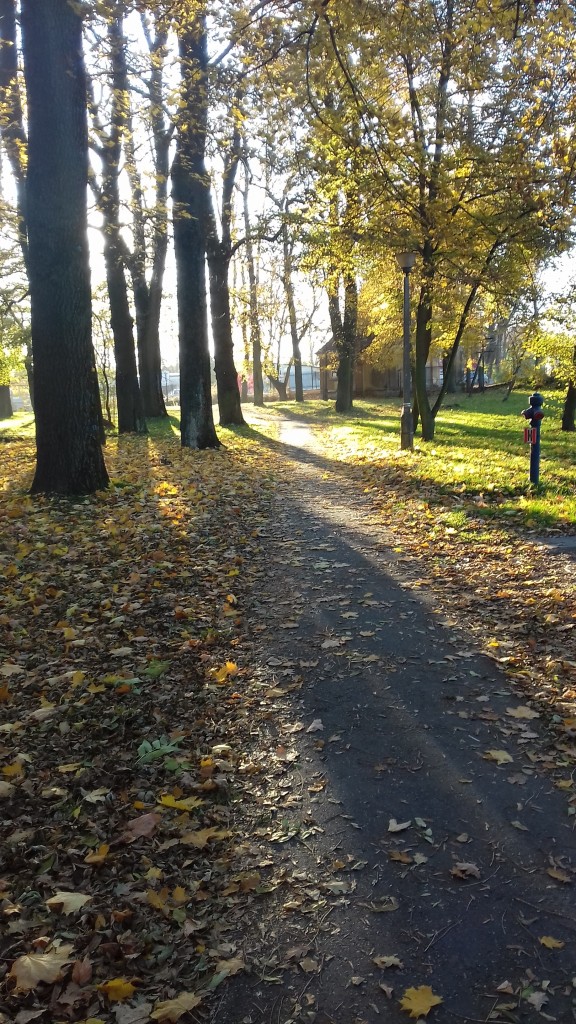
[72,957,93,985]
[180,827,230,848]
[0,780,15,798]
[388,818,411,833]
[539,935,565,949]
[158,794,203,812]
[484,749,513,765]
[8,945,74,993]
[373,955,403,969]
[150,992,202,1022]
[399,985,443,1018]
[123,812,161,839]
[547,867,572,884]
[299,958,320,973]
[97,978,137,1002]
[506,706,540,719]
[526,991,548,1010]
[213,957,244,977]
[306,718,324,733]
[84,843,110,864]
[45,891,92,914]
[450,862,481,880]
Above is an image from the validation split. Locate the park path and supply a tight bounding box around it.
[215,411,576,1024]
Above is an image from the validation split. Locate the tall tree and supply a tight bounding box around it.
[242,162,264,406]
[206,104,245,426]
[0,0,27,267]
[21,0,108,493]
[123,10,170,420]
[88,11,147,435]
[172,10,219,448]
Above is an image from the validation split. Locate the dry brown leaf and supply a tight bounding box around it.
[451,862,481,880]
[373,955,403,969]
[506,706,539,720]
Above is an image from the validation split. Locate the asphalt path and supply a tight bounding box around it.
[213,412,576,1024]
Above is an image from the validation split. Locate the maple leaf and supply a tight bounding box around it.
[45,891,92,914]
[179,823,228,847]
[399,985,443,1018]
[150,992,202,1022]
[97,977,137,1001]
[8,945,74,992]
[158,794,203,811]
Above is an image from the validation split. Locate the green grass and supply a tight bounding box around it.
[270,391,576,531]
[0,410,35,439]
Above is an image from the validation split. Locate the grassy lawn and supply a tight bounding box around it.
[269,390,576,531]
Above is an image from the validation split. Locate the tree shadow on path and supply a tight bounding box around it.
[216,419,576,1024]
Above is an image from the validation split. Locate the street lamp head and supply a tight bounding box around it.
[395,250,418,273]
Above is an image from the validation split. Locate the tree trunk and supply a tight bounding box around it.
[562,380,576,432]
[172,18,219,449]
[414,278,435,441]
[21,0,108,494]
[97,16,146,435]
[0,384,12,418]
[0,0,28,269]
[282,222,303,402]
[123,18,168,421]
[105,244,147,434]
[328,272,357,415]
[24,345,34,410]
[208,251,245,425]
[243,176,263,406]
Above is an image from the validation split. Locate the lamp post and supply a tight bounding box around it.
[395,250,417,450]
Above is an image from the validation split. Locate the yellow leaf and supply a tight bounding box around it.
[539,935,565,949]
[399,985,443,1018]
[147,889,167,911]
[8,945,74,992]
[84,844,110,864]
[62,627,77,641]
[158,794,203,811]
[45,891,92,914]
[58,762,83,773]
[172,885,187,904]
[180,827,231,848]
[547,867,572,883]
[484,749,513,765]
[2,761,24,778]
[97,978,137,1002]
[151,992,202,1022]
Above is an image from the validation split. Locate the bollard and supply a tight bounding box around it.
[521,392,544,485]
